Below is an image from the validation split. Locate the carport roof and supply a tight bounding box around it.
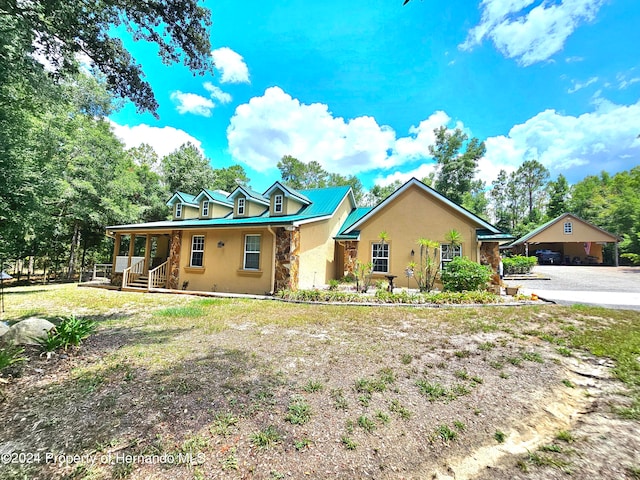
[510,213,620,246]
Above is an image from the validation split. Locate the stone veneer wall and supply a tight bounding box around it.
[111,272,123,287]
[167,230,182,290]
[275,227,300,291]
[480,241,501,287]
[343,241,359,276]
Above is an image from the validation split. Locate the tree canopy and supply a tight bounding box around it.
[429,126,485,205]
[1,0,213,115]
[277,155,364,203]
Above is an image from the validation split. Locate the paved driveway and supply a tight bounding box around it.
[517,265,640,310]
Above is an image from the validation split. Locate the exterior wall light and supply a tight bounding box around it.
[217,241,225,248]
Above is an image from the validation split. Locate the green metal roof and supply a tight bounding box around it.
[264,181,312,205]
[476,229,515,242]
[203,189,233,205]
[335,207,373,239]
[107,184,353,232]
[228,185,269,204]
[166,191,198,207]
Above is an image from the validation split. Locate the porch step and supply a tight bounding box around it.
[126,275,149,289]
[122,286,148,292]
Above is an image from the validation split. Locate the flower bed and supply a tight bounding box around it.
[276,288,502,305]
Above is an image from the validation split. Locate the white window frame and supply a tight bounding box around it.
[440,244,462,269]
[190,235,205,267]
[564,221,573,234]
[237,198,246,215]
[175,203,182,218]
[202,200,209,217]
[371,242,389,273]
[244,234,261,270]
[274,194,283,213]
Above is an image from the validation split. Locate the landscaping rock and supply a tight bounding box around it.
[0,322,9,338]
[3,318,55,346]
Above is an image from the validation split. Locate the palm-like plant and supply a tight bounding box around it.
[409,238,440,292]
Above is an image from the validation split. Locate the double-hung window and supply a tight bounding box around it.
[202,201,209,217]
[274,194,283,214]
[175,203,183,218]
[564,221,573,234]
[238,198,245,215]
[440,244,462,269]
[244,235,261,270]
[190,235,205,267]
[371,243,389,273]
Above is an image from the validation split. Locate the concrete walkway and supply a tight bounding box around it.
[516,265,640,311]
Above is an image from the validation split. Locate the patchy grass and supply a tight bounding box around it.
[251,425,282,448]
[1,284,639,479]
[284,397,312,425]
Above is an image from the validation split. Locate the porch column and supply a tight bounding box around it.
[274,227,300,291]
[112,233,121,272]
[128,233,136,267]
[167,230,182,290]
[111,233,122,286]
[144,234,151,273]
[480,242,501,290]
[343,241,359,276]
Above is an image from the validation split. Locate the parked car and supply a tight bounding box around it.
[535,249,562,264]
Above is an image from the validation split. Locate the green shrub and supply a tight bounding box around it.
[440,257,492,292]
[621,253,640,266]
[0,344,27,375]
[502,255,537,274]
[38,315,96,352]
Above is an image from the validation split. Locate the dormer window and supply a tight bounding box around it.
[202,201,209,217]
[238,198,245,215]
[274,194,283,214]
[176,204,183,218]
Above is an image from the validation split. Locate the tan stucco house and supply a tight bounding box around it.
[105,178,511,294]
[510,213,620,266]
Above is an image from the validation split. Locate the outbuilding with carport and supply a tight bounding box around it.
[509,213,621,266]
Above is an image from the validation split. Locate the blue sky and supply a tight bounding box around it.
[109,0,640,194]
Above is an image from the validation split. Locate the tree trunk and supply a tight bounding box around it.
[80,232,88,282]
[67,223,81,280]
[28,256,34,281]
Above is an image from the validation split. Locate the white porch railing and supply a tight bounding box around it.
[92,264,112,281]
[122,258,145,289]
[148,260,168,290]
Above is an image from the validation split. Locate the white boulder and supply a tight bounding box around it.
[3,318,56,345]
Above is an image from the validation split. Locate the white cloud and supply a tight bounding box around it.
[483,98,640,181]
[227,87,640,191]
[170,91,215,117]
[204,82,232,104]
[374,163,438,187]
[390,111,451,162]
[227,87,397,173]
[568,76,598,94]
[227,88,475,179]
[616,72,640,90]
[462,0,606,66]
[109,121,204,157]
[211,47,250,84]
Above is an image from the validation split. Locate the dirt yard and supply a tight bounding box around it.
[0,285,638,479]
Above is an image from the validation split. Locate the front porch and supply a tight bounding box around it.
[110,232,172,291]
